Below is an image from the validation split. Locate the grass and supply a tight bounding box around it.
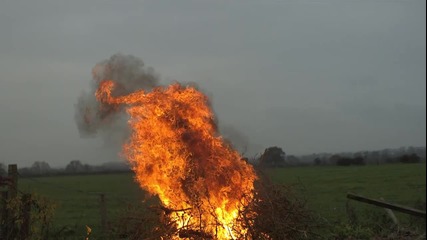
[16,163,426,238]
[266,163,426,222]
[18,173,147,238]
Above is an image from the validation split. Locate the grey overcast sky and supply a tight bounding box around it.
[0,0,425,167]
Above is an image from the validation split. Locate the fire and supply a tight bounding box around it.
[96,80,257,239]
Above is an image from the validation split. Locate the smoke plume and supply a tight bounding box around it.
[74,54,159,144]
[75,54,260,157]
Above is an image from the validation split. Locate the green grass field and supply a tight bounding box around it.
[266,163,426,221]
[18,173,146,237]
[17,163,426,238]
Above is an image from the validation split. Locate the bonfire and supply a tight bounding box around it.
[78,55,311,239]
[95,80,257,239]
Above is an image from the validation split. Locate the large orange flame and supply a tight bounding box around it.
[96,80,257,239]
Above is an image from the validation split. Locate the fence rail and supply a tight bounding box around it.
[347,192,426,218]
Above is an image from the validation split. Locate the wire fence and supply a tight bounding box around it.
[1,165,149,239]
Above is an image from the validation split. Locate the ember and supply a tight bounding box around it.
[95,80,257,239]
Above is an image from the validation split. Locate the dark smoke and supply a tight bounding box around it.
[75,54,260,157]
[74,54,159,144]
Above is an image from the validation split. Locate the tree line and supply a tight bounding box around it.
[1,146,424,176]
[254,146,426,168]
[0,160,131,177]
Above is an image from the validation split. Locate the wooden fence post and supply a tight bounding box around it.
[20,194,31,240]
[100,193,107,236]
[0,164,19,239]
[5,164,19,239]
[1,191,8,238]
[8,164,18,199]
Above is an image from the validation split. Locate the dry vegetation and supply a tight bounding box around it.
[108,169,316,240]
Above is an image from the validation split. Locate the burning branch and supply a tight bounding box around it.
[178,229,213,239]
[150,205,193,215]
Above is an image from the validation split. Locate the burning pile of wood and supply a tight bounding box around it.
[110,173,314,240]
[83,56,314,239]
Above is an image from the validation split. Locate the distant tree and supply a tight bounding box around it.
[399,154,421,164]
[65,160,85,173]
[286,155,300,166]
[314,158,322,166]
[380,149,391,163]
[385,157,398,164]
[398,146,407,155]
[0,163,6,176]
[407,146,426,161]
[353,152,364,159]
[370,151,380,165]
[352,156,366,165]
[329,155,342,165]
[31,161,52,175]
[336,156,365,166]
[83,164,93,172]
[336,157,352,166]
[259,146,286,168]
